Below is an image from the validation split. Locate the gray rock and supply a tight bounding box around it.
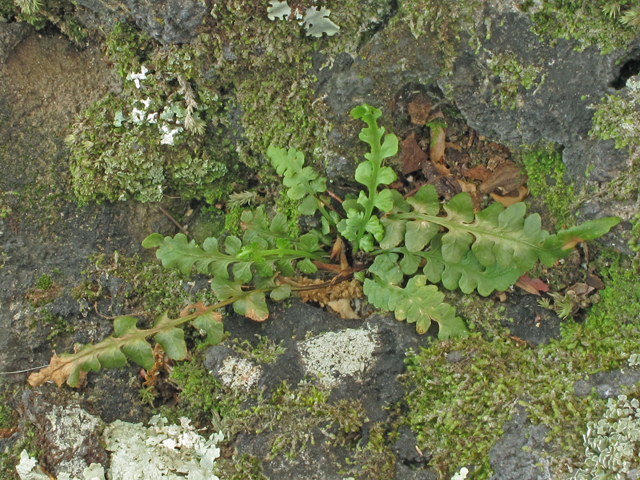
[75,0,206,44]
[573,368,640,398]
[489,407,553,480]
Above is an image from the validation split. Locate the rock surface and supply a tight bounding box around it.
[1,2,640,480]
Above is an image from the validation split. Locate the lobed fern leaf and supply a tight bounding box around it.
[381,185,621,271]
[28,308,224,388]
[338,105,398,252]
[363,253,468,339]
[267,145,328,217]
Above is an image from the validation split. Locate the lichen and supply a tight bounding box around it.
[299,324,379,388]
[104,415,224,480]
[570,394,640,480]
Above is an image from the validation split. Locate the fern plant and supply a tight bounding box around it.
[29,104,620,387]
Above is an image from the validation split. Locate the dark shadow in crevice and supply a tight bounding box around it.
[611,56,640,89]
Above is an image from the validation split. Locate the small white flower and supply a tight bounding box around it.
[127,65,148,89]
[141,97,152,109]
[146,112,158,124]
[131,108,146,125]
[451,467,469,480]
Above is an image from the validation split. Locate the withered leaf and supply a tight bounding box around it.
[401,133,428,175]
[515,275,550,296]
[463,165,491,182]
[479,161,527,194]
[565,283,595,297]
[408,96,432,125]
[585,273,605,290]
[28,353,87,388]
[430,126,447,174]
[327,299,359,319]
[490,186,529,207]
[179,301,209,317]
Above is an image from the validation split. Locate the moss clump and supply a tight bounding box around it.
[521,145,575,228]
[393,0,481,73]
[590,78,640,151]
[521,0,638,54]
[488,52,544,110]
[73,253,218,318]
[67,24,238,204]
[231,335,286,364]
[403,251,640,479]
[167,354,241,426]
[11,0,87,42]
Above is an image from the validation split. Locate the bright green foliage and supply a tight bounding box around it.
[143,207,321,320]
[337,104,399,252]
[381,184,619,272]
[267,145,327,216]
[364,254,468,338]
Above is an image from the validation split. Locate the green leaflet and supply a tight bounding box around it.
[114,316,155,370]
[154,312,187,360]
[267,145,330,219]
[211,278,270,321]
[191,311,224,346]
[384,185,621,271]
[143,215,324,285]
[338,104,398,252]
[394,235,524,296]
[364,254,468,339]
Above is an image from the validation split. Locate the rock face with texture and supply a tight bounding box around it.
[2,1,640,479]
[74,0,206,43]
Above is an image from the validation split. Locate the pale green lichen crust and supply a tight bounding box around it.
[570,394,640,480]
[299,324,379,388]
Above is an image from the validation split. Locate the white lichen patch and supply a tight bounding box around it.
[217,357,262,392]
[571,394,640,480]
[103,415,223,480]
[41,405,103,477]
[299,325,379,388]
[266,1,339,37]
[16,450,105,480]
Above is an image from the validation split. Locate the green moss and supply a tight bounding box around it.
[0,399,16,430]
[394,0,481,73]
[12,0,88,42]
[522,0,638,54]
[68,24,240,204]
[223,206,244,237]
[74,253,218,318]
[521,145,575,227]
[232,335,286,364]
[167,354,241,426]
[488,52,544,110]
[403,251,640,479]
[590,78,640,150]
[216,454,269,480]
